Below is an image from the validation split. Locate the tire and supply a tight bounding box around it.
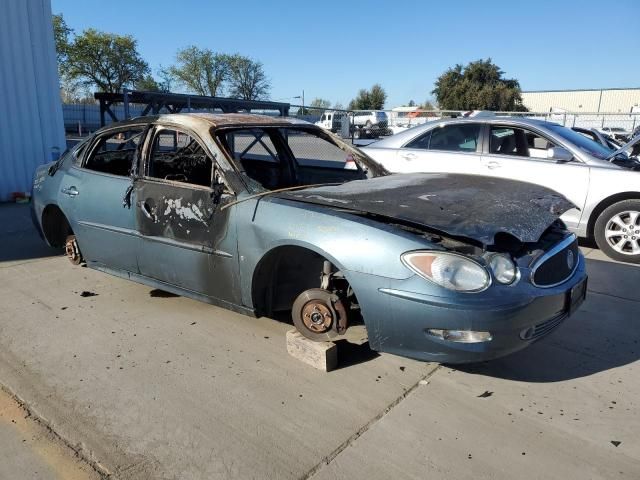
[594,199,640,264]
[353,128,361,140]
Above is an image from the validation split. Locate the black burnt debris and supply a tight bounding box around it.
[280,173,575,246]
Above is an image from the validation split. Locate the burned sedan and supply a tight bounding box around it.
[31,114,587,363]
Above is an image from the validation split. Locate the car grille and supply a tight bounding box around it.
[530,312,567,340]
[531,236,579,287]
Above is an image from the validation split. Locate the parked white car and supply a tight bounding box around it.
[351,111,388,128]
[363,117,640,263]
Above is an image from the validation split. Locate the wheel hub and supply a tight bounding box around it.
[605,210,640,255]
[301,302,333,333]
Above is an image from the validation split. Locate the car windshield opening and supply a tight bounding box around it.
[215,126,384,192]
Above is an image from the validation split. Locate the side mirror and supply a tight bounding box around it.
[547,146,573,162]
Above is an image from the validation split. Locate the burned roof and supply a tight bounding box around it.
[181,113,295,128]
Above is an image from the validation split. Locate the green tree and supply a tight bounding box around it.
[369,84,386,109]
[65,29,149,93]
[432,59,527,111]
[52,13,72,72]
[135,75,161,92]
[307,98,331,114]
[169,46,232,97]
[228,55,270,100]
[421,100,436,110]
[348,84,387,110]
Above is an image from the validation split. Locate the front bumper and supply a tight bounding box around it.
[348,257,587,364]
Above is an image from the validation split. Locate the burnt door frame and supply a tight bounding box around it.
[133,124,238,299]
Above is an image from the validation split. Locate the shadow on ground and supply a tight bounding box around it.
[0,203,60,263]
[457,257,640,383]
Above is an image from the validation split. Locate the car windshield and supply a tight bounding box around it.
[546,124,614,160]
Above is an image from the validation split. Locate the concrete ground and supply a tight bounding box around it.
[0,202,639,479]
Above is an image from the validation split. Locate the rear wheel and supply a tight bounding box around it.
[594,199,640,263]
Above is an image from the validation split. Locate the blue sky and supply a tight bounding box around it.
[52,0,640,108]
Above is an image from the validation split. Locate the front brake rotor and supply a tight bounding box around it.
[292,288,340,341]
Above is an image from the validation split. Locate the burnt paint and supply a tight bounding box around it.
[134,179,240,302]
[277,173,576,246]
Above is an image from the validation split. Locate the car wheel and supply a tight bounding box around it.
[353,129,361,139]
[292,288,342,341]
[594,199,640,263]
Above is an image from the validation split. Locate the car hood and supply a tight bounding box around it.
[276,173,575,246]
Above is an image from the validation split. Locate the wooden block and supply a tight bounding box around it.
[286,329,337,372]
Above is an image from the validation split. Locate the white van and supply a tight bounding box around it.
[315,111,345,133]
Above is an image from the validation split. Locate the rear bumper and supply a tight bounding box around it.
[348,258,587,364]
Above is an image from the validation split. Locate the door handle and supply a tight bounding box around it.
[486,161,501,170]
[400,152,417,161]
[61,186,79,197]
[139,201,157,223]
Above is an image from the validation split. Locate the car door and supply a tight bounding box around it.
[388,122,484,174]
[64,125,147,273]
[134,125,238,300]
[479,125,589,230]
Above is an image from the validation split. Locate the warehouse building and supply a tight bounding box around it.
[522,88,640,113]
[0,0,65,201]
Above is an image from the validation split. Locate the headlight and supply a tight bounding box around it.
[488,254,518,285]
[401,251,490,292]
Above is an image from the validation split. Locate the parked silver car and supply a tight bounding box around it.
[363,116,640,263]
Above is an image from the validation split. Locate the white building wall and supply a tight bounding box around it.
[522,89,640,113]
[0,0,65,201]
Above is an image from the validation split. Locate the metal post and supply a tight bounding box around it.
[123,88,130,119]
[302,90,305,115]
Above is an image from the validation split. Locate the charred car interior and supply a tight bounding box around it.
[31,113,588,364]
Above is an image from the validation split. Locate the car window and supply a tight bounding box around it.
[428,124,481,152]
[405,131,432,150]
[489,126,555,159]
[282,129,360,170]
[575,130,597,142]
[147,128,212,187]
[84,128,144,176]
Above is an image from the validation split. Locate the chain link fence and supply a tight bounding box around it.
[63,101,640,146]
[288,105,640,145]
